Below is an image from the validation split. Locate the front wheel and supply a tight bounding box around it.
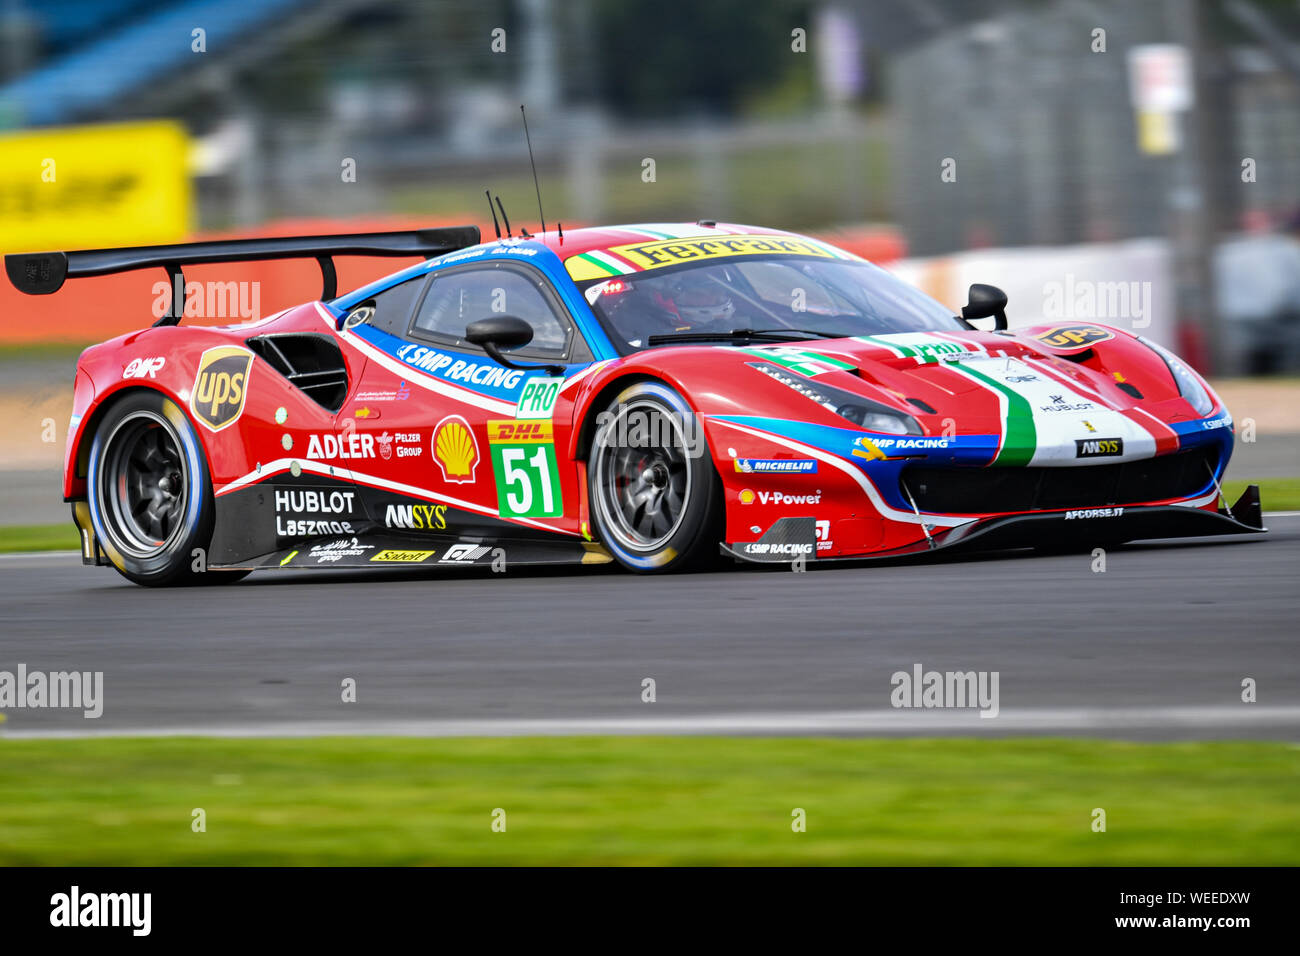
[587,380,722,572]
[87,390,244,586]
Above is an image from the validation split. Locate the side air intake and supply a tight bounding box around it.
[246,333,349,412]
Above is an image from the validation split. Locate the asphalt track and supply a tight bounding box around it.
[1,515,1296,741]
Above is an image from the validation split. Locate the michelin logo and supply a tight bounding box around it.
[734,458,818,474]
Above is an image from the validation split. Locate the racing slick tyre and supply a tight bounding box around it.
[87,390,247,587]
[588,380,723,573]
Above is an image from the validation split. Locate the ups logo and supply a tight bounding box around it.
[191,346,253,431]
[1034,324,1114,349]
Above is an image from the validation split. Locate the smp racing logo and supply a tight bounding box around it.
[190,346,253,431]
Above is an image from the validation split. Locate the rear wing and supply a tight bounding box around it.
[4,225,481,326]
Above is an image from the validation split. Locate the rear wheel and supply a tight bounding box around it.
[588,381,722,572]
[88,391,247,586]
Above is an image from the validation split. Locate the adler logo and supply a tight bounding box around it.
[190,346,252,431]
[1075,437,1123,458]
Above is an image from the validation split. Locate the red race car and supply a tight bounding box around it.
[5,221,1263,586]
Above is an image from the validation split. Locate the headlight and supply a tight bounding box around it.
[1138,337,1215,416]
[748,361,922,435]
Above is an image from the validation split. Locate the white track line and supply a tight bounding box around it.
[5,705,1300,739]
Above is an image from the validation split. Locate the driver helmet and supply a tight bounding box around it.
[658,271,735,325]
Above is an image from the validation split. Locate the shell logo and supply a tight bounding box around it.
[738,488,755,505]
[432,415,479,483]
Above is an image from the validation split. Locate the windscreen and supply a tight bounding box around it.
[580,255,964,351]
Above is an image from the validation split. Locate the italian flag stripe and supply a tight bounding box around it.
[948,362,1036,466]
[741,347,856,375]
[855,335,916,359]
[576,251,632,276]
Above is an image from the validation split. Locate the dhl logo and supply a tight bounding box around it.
[487,420,553,443]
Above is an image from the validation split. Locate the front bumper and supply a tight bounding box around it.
[721,484,1266,564]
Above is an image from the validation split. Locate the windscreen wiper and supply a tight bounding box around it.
[646,327,846,346]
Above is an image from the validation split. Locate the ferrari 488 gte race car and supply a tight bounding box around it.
[5,221,1264,586]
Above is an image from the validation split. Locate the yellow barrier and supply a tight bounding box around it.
[0,120,191,253]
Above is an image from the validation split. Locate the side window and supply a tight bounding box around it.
[411,265,570,357]
[342,275,428,336]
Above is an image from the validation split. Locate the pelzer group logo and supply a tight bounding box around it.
[190,346,253,432]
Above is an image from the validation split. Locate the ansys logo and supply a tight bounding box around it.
[190,346,253,431]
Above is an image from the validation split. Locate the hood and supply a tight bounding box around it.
[731,329,1204,467]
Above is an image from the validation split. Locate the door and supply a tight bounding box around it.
[339,259,591,543]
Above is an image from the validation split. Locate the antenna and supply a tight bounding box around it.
[494,195,512,237]
[485,189,501,239]
[520,104,546,235]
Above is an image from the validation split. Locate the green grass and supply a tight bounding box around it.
[0,523,79,553]
[0,342,89,362]
[0,736,1296,865]
[1224,477,1300,511]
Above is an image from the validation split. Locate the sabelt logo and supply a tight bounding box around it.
[190,346,253,431]
[384,503,448,530]
[1033,324,1114,349]
[370,549,435,563]
[1075,437,1124,458]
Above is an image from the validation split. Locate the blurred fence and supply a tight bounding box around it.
[891,2,1300,256]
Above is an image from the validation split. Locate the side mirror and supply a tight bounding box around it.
[465,315,534,349]
[960,283,1008,330]
[464,315,563,375]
